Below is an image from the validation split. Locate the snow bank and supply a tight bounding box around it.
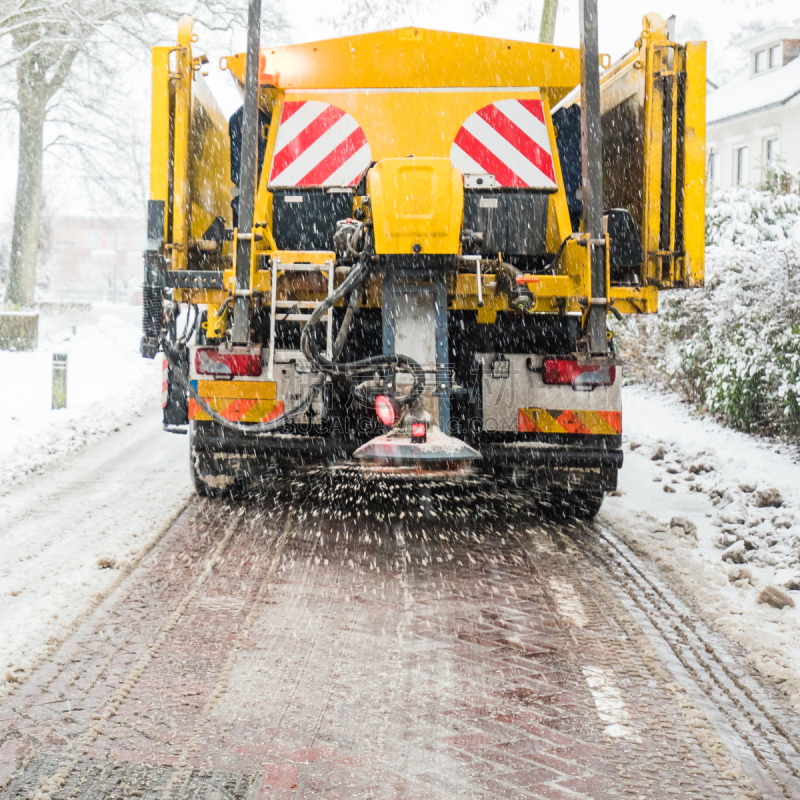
[0,304,161,483]
[604,385,800,713]
[615,239,800,435]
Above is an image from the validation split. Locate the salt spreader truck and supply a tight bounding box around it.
[141,11,706,516]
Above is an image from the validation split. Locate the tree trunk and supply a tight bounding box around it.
[539,0,559,43]
[6,94,46,308]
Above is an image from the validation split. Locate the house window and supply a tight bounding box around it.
[734,146,749,185]
[755,50,767,72]
[769,44,781,68]
[708,151,721,185]
[766,137,780,166]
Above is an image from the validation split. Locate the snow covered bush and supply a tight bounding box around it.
[706,187,800,247]
[616,241,800,435]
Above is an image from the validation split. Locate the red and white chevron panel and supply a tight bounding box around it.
[450,99,557,190]
[269,101,372,188]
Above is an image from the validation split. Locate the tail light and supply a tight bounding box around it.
[195,348,262,378]
[410,421,427,443]
[543,359,616,390]
[375,395,399,426]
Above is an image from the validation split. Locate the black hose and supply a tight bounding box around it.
[332,286,360,362]
[545,234,574,274]
[300,260,425,409]
[160,223,423,435]
[160,335,322,435]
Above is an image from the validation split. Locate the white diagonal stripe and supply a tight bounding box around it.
[450,142,489,176]
[322,142,372,186]
[273,100,328,153]
[271,114,360,186]
[493,99,553,155]
[461,112,556,189]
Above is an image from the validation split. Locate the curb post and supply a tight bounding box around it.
[52,353,67,410]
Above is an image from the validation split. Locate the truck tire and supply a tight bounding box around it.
[570,489,605,520]
[543,488,605,520]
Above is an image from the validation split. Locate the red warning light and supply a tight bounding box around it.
[375,395,397,426]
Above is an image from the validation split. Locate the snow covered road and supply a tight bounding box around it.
[604,385,800,717]
[0,401,190,686]
[5,490,795,799]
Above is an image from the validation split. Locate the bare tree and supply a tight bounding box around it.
[0,0,281,308]
[338,1,559,46]
[539,0,558,43]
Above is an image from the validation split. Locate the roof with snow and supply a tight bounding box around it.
[707,55,800,126]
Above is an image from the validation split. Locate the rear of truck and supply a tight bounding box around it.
[141,15,706,516]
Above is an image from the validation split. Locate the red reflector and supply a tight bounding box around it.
[195,348,262,378]
[410,421,427,442]
[375,395,397,426]
[543,359,615,389]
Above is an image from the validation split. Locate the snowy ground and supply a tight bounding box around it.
[602,384,800,714]
[0,304,161,484]
[0,305,191,690]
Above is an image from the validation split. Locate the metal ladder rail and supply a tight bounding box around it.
[267,257,334,380]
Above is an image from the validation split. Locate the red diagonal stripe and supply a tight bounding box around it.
[222,397,259,422]
[279,100,306,123]
[476,103,556,184]
[296,128,368,186]
[554,410,593,435]
[518,409,538,433]
[518,98,545,124]
[262,401,285,422]
[453,127,527,188]
[271,105,346,179]
[595,411,622,433]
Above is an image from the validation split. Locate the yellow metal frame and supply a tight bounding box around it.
[226,28,580,99]
[154,17,704,331]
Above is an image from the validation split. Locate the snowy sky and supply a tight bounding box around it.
[0,0,797,226]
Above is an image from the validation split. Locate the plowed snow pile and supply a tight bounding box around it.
[603,385,800,713]
[0,305,160,483]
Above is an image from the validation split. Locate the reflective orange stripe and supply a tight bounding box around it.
[517,408,621,435]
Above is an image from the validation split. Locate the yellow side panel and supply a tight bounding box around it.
[196,380,277,400]
[150,47,171,210]
[368,158,463,255]
[171,18,193,270]
[188,75,234,241]
[227,28,580,99]
[682,42,706,288]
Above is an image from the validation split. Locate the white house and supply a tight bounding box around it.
[707,20,800,189]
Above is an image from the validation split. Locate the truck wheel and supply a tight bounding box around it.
[571,489,605,520]
[541,487,605,520]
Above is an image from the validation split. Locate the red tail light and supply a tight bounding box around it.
[410,421,427,443]
[375,395,398,426]
[543,359,616,389]
[195,348,262,378]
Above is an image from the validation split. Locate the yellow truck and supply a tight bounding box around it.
[141,11,706,516]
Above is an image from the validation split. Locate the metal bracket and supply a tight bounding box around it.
[165,271,225,290]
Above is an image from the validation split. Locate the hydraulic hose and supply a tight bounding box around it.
[300,260,426,410]
[160,334,322,435]
[161,222,424,435]
[158,248,368,435]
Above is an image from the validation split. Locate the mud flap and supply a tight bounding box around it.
[163,349,189,428]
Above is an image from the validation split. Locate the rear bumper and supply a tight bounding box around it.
[192,422,622,473]
[478,442,624,470]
